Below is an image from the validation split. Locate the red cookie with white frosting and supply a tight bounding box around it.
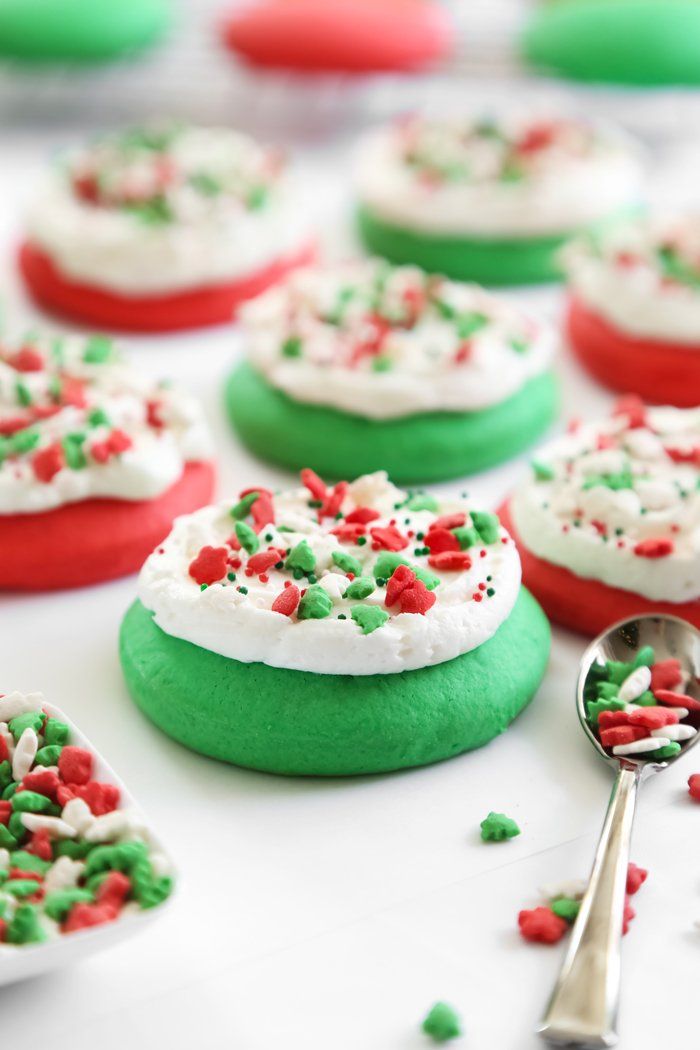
[564,215,700,407]
[0,332,215,590]
[19,123,314,332]
[499,399,700,636]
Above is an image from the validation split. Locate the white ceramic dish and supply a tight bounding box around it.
[0,700,175,988]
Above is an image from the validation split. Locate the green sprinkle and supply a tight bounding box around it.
[479,811,521,842]
[583,471,634,492]
[6,904,46,944]
[605,660,636,685]
[344,577,375,600]
[350,605,389,635]
[331,550,363,576]
[452,526,479,549]
[82,335,114,364]
[634,646,656,668]
[371,355,392,372]
[0,761,13,791]
[9,711,43,742]
[247,184,269,210]
[297,585,333,620]
[456,310,488,340]
[0,825,18,850]
[189,171,222,196]
[586,697,625,726]
[281,335,302,358]
[551,897,581,923]
[470,511,500,545]
[532,460,555,481]
[62,433,87,470]
[406,493,439,512]
[9,428,40,455]
[5,879,42,898]
[15,380,32,407]
[11,791,53,814]
[421,1002,462,1043]
[88,407,110,428]
[509,337,529,354]
[231,491,259,519]
[10,851,51,875]
[235,521,259,555]
[44,718,69,746]
[44,888,96,922]
[650,742,682,760]
[285,539,316,576]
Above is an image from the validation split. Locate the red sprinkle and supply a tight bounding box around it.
[623,896,635,936]
[345,506,380,525]
[9,346,44,372]
[633,537,674,559]
[654,689,700,712]
[0,735,8,764]
[398,580,436,615]
[62,902,118,933]
[0,801,11,826]
[91,428,133,464]
[627,707,679,730]
[650,659,683,692]
[331,522,366,543]
[57,781,120,816]
[613,395,647,430]
[251,492,275,529]
[518,907,568,944]
[424,527,460,554]
[96,871,131,911]
[322,481,348,519]
[271,585,301,617]
[626,863,648,896]
[598,710,632,730]
[600,726,649,748]
[300,468,327,501]
[58,747,93,787]
[188,545,229,586]
[385,565,416,607]
[26,829,53,862]
[432,513,466,530]
[428,551,472,571]
[246,549,280,576]
[369,525,409,552]
[32,442,64,483]
[145,399,165,430]
[22,769,60,801]
[688,774,700,801]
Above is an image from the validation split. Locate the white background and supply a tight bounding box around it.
[3,4,700,1045]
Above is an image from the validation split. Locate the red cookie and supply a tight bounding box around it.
[220,0,453,74]
[566,295,700,409]
[498,498,700,636]
[0,460,216,591]
[18,240,316,333]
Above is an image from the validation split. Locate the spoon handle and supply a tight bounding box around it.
[538,765,640,1049]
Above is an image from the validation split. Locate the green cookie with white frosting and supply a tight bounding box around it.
[120,469,550,775]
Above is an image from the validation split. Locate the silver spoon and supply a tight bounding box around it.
[538,613,700,1049]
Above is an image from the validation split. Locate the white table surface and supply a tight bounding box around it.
[1,132,699,1050]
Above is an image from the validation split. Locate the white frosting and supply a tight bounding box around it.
[0,334,211,514]
[511,406,700,603]
[356,115,642,237]
[139,471,522,676]
[565,214,700,345]
[25,125,311,295]
[241,260,554,419]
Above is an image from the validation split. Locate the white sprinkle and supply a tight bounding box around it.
[538,879,588,902]
[84,808,143,843]
[613,736,670,756]
[0,692,43,722]
[21,814,76,838]
[43,856,84,894]
[12,727,38,780]
[149,851,171,879]
[651,724,696,741]
[618,666,652,703]
[61,797,94,836]
[624,703,642,714]
[0,848,9,870]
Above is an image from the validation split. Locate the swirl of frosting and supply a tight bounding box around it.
[241,259,554,419]
[511,400,700,602]
[356,114,642,237]
[0,332,211,514]
[564,213,700,345]
[25,123,310,294]
[139,469,522,675]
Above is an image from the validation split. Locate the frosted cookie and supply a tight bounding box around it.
[120,469,550,775]
[19,123,314,331]
[500,401,700,635]
[0,0,169,63]
[564,215,700,406]
[521,0,700,87]
[0,692,172,965]
[0,332,214,590]
[220,0,452,73]
[226,259,558,483]
[355,114,642,285]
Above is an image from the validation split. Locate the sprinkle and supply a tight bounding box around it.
[633,537,674,558]
[344,577,375,600]
[285,539,316,576]
[421,1002,462,1044]
[188,546,229,586]
[331,550,363,576]
[479,812,520,842]
[297,585,333,620]
[350,605,389,635]
[518,907,568,945]
[235,521,259,556]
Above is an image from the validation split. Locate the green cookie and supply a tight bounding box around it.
[0,0,170,62]
[521,0,700,87]
[119,588,551,777]
[225,361,558,484]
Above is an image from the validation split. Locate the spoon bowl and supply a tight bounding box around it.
[539,613,700,1049]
